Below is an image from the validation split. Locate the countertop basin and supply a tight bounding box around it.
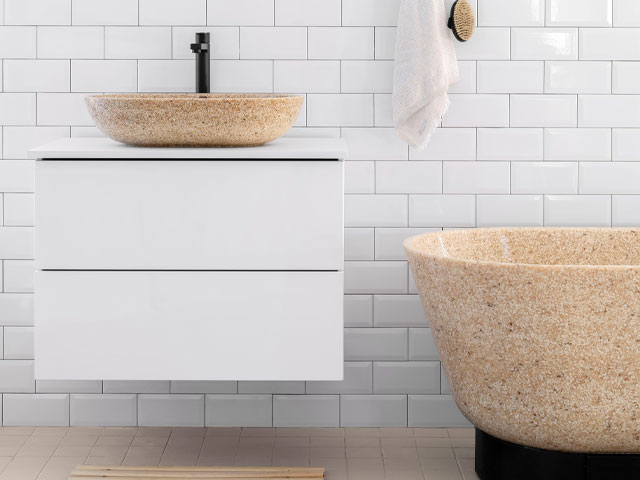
[405,228,640,453]
[85,93,304,147]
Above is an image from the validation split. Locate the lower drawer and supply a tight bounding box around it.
[35,271,343,381]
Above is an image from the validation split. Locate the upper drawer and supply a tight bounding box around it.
[36,160,344,271]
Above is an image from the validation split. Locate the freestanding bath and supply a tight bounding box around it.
[405,228,640,480]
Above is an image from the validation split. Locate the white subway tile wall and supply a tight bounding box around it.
[0,0,637,428]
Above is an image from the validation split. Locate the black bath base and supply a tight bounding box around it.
[475,429,640,480]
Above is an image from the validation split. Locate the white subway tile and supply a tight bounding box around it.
[374,294,427,327]
[240,27,307,59]
[580,29,640,60]
[4,194,34,226]
[449,61,477,94]
[71,60,136,92]
[612,196,640,226]
[613,129,640,161]
[139,0,206,26]
[36,380,101,394]
[345,228,374,261]
[3,127,69,159]
[0,228,34,260]
[138,395,204,427]
[3,261,35,293]
[274,395,339,427]
[477,128,543,161]
[306,362,373,394]
[477,195,543,227]
[5,0,71,25]
[342,0,401,26]
[375,27,397,60]
[373,362,440,394]
[544,195,611,226]
[613,62,640,94]
[4,327,34,360]
[409,395,470,427]
[37,27,104,59]
[341,61,394,94]
[104,381,169,394]
[307,95,373,127]
[138,60,193,92]
[105,27,172,59]
[342,128,407,160]
[345,195,408,227]
[3,60,70,93]
[374,94,394,127]
[37,93,94,126]
[239,381,304,395]
[207,0,274,26]
[376,161,442,194]
[3,394,69,426]
[579,95,640,128]
[511,95,577,127]
[512,28,578,60]
[344,161,375,194]
[171,381,236,394]
[308,27,374,60]
[0,360,34,392]
[613,0,640,26]
[409,328,439,360]
[172,27,239,59]
[443,94,510,127]
[443,162,510,194]
[478,0,544,26]
[580,162,640,194]
[454,28,510,60]
[72,0,138,25]
[70,394,137,426]
[341,395,407,427]
[344,262,408,295]
[547,0,612,26]
[206,395,272,427]
[545,61,611,94]
[477,61,543,93]
[0,27,36,58]
[544,129,611,161]
[274,61,340,93]
[344,295,373,328]
[409,195,476,227]
[0,94,36,126]
[276,0,341,26]
[211,60,273,93]
[0,162,35,192]
[410,128,476,161]
[375,228,440,261]
[511,162,578,194]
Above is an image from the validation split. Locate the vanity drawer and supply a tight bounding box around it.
[35,270,344,381]
[36,160,343,271]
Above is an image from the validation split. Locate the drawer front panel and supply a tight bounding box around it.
[36,160,344,271]
[35,271,344,381]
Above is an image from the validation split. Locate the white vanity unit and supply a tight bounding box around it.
[31,137,347,382]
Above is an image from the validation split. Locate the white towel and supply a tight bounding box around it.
[392,0,459,149]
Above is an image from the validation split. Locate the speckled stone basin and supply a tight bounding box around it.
[86,94,304,147]
[405,228,640,453]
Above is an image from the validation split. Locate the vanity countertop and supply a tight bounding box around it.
[30,137,348,160]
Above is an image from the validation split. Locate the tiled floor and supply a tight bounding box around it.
[0,427,479,480]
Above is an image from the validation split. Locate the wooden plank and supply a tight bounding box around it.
[69,466,324,480]
[75,467,323,474]
[70,476,317,480]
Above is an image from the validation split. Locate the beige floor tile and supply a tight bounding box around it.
[421,458,463,480]
[309,447,345,459]
[275,437,309,447]
[414,428,449,438]
[125,446,165,458]
[197,456,236,466]
[382,447,419,459]
[384,458,425,480]
[238,437,274,447]
[418,447,455,459]
[309,428,344,438]
[271,457,309,467]
[102,427,137,437]
[172,428,206,437]
[0,457,49,480]
[130,436,169,447]
[379,428,414,438]
[346,437,380,447]
[84,455,125,465]
[122,455,163,466]
[33,428,68,437]
[205,428,241,437]
[0,428,35,437]
[65,427,103,436]
[201,437,239,448]
[89,445,129,457]
[447,429,474,438]
[135,427,170,437]
[272,447,308,458]
[240,428,275,437]
[0,459,12,476]
[16,445,58,458]
[36,456,85,480]
[345,447,382,458]
[344,428,381,437]
[311,458,346,480]
[24,436,64,447]
[347,458,385,480]
[454,448,474,459]
[416,438,452,448]
[275,428,312,437]
[59,435,99,447]
[381,437,416,448]
[95,436,133,447]
[51,445,92,458]
[450,437,474,447]
[309,437,342,447]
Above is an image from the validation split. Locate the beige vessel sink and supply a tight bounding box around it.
[86,93,304,147]
[405,228,640,453]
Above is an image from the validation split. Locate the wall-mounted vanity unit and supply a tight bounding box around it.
[31,137,347,382]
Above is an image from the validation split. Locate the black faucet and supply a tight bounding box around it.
[190,32,210,94]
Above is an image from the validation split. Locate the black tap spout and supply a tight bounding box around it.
[190,32,211,94]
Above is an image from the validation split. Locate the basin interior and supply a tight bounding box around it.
[405,228,640,266]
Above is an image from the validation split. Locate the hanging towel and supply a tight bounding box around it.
[392,0,459,149]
